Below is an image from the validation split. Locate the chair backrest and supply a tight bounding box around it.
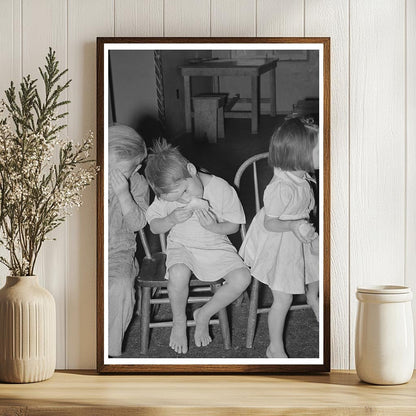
[138,228,167,260]
[233,152,270,242]
[138,229,152,259]
[138,187,168,260]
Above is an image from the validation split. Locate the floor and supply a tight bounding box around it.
[121,114,320,359]
[122,294,319,359]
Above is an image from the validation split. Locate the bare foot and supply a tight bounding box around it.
[169,321,188,354]
[266,345,288,358]
[193,308,212,347]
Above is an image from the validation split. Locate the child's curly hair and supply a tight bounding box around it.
[144,138,191,196]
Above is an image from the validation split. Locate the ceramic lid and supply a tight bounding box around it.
[356,285,411,294]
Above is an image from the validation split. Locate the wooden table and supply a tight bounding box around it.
[180,58,278,135]
[1,370,415,415]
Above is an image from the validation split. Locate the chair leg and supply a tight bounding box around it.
[218,307,231,349]
[246,278,260,348]
[140,286,151,354]
[136,285,142,317]
[212,283,231,349]
[233,292,244,307]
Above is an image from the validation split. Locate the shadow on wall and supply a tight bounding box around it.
[135,114,165,148]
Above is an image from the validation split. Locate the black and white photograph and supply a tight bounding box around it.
[97,38,330,373]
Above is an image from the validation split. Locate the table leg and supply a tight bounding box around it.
[251,75,259,134]
[184,75,192,133]
[213,76,220,93]
[218,106,225,139]
[270,68,276,117]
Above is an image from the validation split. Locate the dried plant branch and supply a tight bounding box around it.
[0,48,96,276]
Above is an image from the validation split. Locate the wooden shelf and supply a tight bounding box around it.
[0,370,415,415]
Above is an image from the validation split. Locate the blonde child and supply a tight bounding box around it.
[108,124,149,357]
[239,118,319,358]
[145,140,251,354]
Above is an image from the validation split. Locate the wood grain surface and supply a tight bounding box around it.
[0,371,415,415]
[349,0,406,369]
[305,0,349,371]
[22,0,68,369]
[67,0,114,370]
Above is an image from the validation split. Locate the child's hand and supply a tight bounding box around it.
[186,197,210,211]
[290,220,312,243]
[195,209,217,231]
[167,207,193,225]
[298,222,318,242]
[311,237,319,255]
[110,168,129,197]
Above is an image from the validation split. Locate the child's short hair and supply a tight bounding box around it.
[145,139,191,196]
[268,118,318,171]
[108,124,147,163]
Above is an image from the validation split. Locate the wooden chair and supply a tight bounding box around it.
[136,229,231,354]
[234,153,311,349]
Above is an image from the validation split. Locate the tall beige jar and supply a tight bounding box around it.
[0,276,56,383]
[355,285,414,385]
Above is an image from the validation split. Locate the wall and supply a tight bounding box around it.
[161,50,212,138]
[110,50,159,133]
[109,50,212,140]
[212,49,319,113]
[0,0,414,370]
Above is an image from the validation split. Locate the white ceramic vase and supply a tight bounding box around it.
[355,285,414,385]
[0,276,56,383]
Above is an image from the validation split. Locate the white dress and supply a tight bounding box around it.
[146,175,247,282]
[239,168,318,294]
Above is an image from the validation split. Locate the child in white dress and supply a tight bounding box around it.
[145,140,251,354]
[239,118,319,358]
[108,125,149,357]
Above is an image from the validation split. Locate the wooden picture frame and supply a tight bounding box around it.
[97,37,330,374]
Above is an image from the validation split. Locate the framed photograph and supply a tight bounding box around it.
[97,37,330,373]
